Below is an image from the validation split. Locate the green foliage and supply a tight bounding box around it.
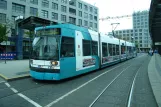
[0,24,10,43]
[24,31,34,39]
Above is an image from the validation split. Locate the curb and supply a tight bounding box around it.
[148,55,161,107]
[0,74,30,82]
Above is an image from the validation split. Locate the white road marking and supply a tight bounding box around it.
[127,64,142,107]
[18,93,42,107]
[4,82,42,107]
[0,81,5,83]
[5,83,10,87]
[10,88,18,93]
[45,61,128,107]
[89,64,132,107]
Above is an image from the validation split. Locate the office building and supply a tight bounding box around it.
[113,10,151,52]
[0,0,99,58]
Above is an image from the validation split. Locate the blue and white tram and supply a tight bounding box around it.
[29,24,136,80]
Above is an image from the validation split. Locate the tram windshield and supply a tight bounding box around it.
[31,28,60,60]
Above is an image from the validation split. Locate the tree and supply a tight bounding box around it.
[0,24,10,43]
[0,19,12,63]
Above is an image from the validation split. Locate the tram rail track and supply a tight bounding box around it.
[0,55,145,107]
[88,57,146,107]
[0,58,132,101]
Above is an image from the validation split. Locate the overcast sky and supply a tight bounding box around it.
[82,0,151,33]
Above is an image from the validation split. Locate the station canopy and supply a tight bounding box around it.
[18,16,57,31]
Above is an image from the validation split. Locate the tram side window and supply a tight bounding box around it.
[92,41,98,55]
[83,40,91,56]
[116,45,119,55]
[130,47,133,53]
[121,46,125,54]
[102,42,108,57]
[113,44,116,56]
[61,37,75,57]
[108,44,113,56]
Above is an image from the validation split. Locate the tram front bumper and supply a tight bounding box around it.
[30,70,60,80]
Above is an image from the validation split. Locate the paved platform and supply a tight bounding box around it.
[148,54,161,107]
[0,60,30,81]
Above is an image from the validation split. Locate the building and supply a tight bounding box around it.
[0,0,99,30]
[0,0,99,58]
[133,10,151,52]
[113,10,151,52]
[114,29,134,42]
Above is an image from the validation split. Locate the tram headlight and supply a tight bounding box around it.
[51,61,58,66]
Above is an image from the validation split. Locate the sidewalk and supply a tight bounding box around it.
[0,60,30,81]
[148,54,161,107]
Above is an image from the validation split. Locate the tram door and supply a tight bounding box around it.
[60,36,76,77]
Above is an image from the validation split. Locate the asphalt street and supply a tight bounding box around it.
[0,54,158,107]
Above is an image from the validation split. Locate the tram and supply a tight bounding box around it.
[29,24,136,80]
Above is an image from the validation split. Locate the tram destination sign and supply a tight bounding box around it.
[36,28,61,36]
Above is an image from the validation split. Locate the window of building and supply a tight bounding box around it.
[30,0,38,5]
[112,44,116,56]
[52,3,58,10]
[61,0,67,4]
[12,16,16,23]
[116,45,119,55]
[78,11,82,17]
[52,12,58,20]
[83,40,91,56]
[61,37,75,57]
[90,7,93,13]
[42,0,49,8]
[94,23,97,28]
[84,5,88,11]
[84,20,88,26]
[90,14,93,20]
[0,0,7,10]
[61,14,66,22]
[78,19,82,26]
[102,42,108,57]
[69,8,76,15]
[69,17,76,24]
[61,5,66,12]
[140,44,142,47]
[94,8,97,14]
[84,12,88,18]
[69,0,76,6]
[12,3,25,14]
[30,7,38,16]
[89,22,93,28]
[78,2,82,9]
[92,41,98,55]
[41,10,48,18]
[0,13,6,23]
[94,16,97,21]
